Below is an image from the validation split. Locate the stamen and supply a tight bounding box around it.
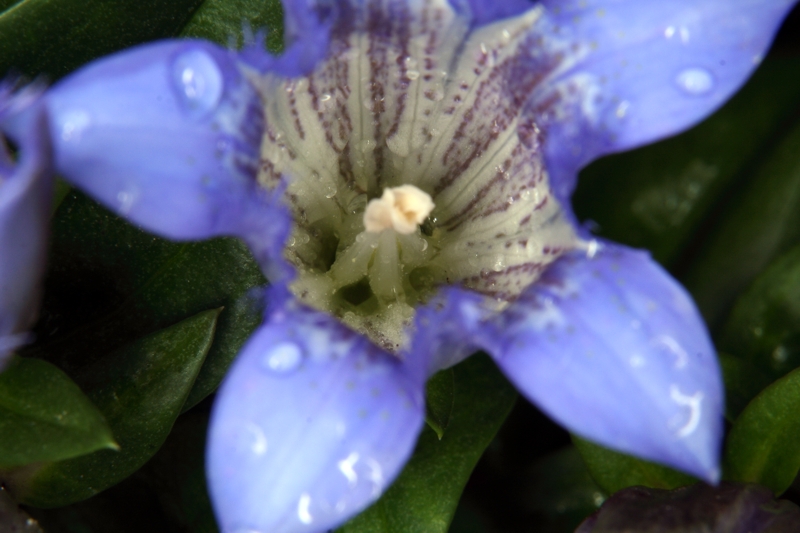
[363,185,434,235]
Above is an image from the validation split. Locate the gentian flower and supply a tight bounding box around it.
[0,84,52,369]
[36,0,794,531]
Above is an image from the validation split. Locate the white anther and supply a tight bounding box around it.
[363,185,434,234]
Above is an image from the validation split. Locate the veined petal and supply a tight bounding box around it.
[207,292,425,533]
[530,0,795,201]
[0,86,53,367]
[46,40,267,241]
[483,243,724,482]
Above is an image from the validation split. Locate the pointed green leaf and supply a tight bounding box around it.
[718,245,800,380]
[31,190,265,412]
[681,117,800,329]
[4,309,219,508]
[0,357,115,468]
[425,368,455,439]
[573,57,800,267]
[724,366,800,495]
[573,437,695,495]
[0,0,205,79]
[338,354,517,533]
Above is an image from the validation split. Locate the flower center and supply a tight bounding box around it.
[363,185,434,235]
[253,1,579,351]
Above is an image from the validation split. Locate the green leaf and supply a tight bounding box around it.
[718,352,773,421]
[523,446,605,533]
[4,309,219,508]
[573,437,695,495]
[139,412,218,533]
[681,117,800,329]
[180,0,284,52]
[0,357,115,469]
[425,368,455,440]
[338,354,517,533]
[30,189,266,411]
[724,365,800,495]
[0,0,205,79]
[718,245,800,380]
[573,57,800,267]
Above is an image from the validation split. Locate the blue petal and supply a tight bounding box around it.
[0,86,53,367]
[530,0,795,202]
[447,0,534,26]
[46,40,268,241]
[408,288,493,378]
[207,292,425,533]
[484,244,724,482]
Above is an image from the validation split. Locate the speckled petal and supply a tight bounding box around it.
[482,243,724,482]
[530,0,795,202]
[0,86,53,367]
[207,291,425,533]
[46,40,268,241]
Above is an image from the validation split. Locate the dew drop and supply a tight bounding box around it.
[675,67,714,96]
[116,190,137,214]
[172,48,224,116]
[406,70,420,80]
[263,342,304,373]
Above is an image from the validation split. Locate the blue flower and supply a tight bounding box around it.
[39,0,794,531]
[0,83,53,369]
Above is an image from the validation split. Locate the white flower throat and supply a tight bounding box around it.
[254,0,578,351]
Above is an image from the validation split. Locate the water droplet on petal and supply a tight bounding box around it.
[297,493,314,524]
[263,342,304,373]
[172,48,224,116]
[116,189,138,214]
[675,67,714,96]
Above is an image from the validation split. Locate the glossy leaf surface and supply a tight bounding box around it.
[0,356,115,468]
[0,0,204,79]
[724,366,800,496]
[425,368,455,440]
[30,190,265,411]
[573,437,695,495]
[6,309,219,507]
[681,115,800,329]
[718,245,800,380]
[180,0,284,51]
